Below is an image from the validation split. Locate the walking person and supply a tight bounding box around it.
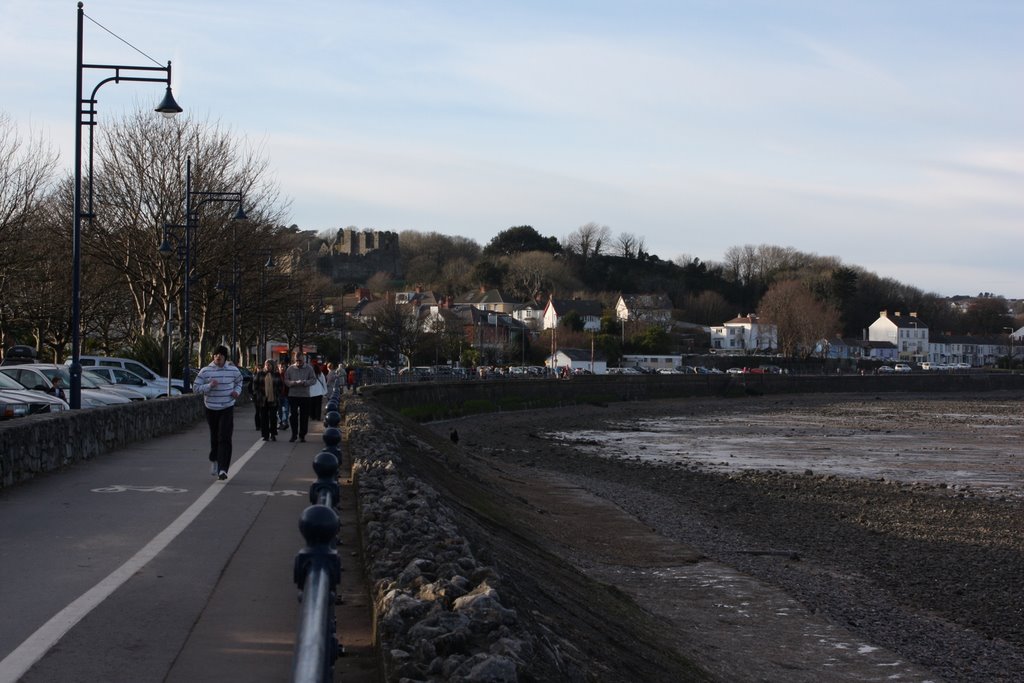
[325,362,340,394]
[283,353,317,442]
[193,345,243,480]
[277,359,290,431]
[253,359,284,441]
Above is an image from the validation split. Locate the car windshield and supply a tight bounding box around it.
[38,367,73,384]
[0,373,25,390]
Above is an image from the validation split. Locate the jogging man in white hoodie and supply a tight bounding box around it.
[193,345,243,480]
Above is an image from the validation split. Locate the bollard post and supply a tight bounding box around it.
[292,504,341,682]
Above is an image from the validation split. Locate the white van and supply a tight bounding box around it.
[70,356,184,389]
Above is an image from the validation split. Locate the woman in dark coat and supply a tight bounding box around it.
[253,359,285,441]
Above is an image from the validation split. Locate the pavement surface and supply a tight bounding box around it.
[0,404,375,683]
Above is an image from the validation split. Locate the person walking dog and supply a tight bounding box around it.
[193,345,243,480]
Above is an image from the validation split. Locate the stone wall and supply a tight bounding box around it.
[360,372,1024,417]
[344,397,530,682]
[0,395,206,490]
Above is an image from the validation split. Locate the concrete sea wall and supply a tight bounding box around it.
[360,372,1024,419]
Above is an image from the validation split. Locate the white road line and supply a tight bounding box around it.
[0,439,266,683]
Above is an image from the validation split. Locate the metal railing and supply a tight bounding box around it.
[292,387,344,683]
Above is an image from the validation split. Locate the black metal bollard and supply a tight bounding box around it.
[292,504,341,682]
[309,450,340,507]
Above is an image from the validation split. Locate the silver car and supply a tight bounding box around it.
[84,366,180,399]
[0,365,131,407]
[0,372,70,413]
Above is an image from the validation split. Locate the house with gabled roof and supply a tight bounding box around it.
[868,310,928,362]
[454,287,520,314]
[542,297,603,332]
[710,314,777,352]
[545,347,607,375]
[615,293,673,329]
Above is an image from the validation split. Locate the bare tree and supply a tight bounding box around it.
[0,114,58,350]
[400,231,481,290]
[87,110,288,350]
[362,297,422,367]
[758,279,841,357]
[614,232,646,259]
[562,222,611,262]
[502,251,579,302]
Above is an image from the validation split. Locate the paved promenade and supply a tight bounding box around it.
[0,404,374,683]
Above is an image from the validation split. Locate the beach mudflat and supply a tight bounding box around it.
[437,392,1024,682]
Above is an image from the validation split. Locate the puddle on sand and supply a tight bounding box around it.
[547,409,1024,498]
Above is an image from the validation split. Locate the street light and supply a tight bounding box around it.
[158,157,246,390]
[254,250,276,364]
[71,1,182,408]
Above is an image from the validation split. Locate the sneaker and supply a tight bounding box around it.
[218,470,228,480]
[289,436,297,443]
[299,436,305,442]
[271,435,276,441]
[210,462,218,476]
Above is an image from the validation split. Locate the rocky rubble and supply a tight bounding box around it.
[345,399,533,682]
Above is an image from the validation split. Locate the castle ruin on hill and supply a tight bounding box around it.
[317,227,403,283]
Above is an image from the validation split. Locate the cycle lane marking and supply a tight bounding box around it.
[0,439,266,683]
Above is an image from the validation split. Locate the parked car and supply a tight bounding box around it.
[893,363,912,373]
[84,366,180,399]
[0,365,131,407]
[876,365,896,374]
[0,372,70,413]
[0,395,30,419]
[72,355,184,389]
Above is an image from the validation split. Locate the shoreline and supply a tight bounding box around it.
[440,391,1024,681]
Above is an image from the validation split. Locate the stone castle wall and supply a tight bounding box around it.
[318,228,403,283]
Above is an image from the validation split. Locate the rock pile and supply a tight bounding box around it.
[344,398,532,682]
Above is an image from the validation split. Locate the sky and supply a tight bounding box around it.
[2,0,1022,298]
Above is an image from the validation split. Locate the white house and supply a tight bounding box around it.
[867,311,929,362]
[545,348,607,374]
[615,293,673,328]
[710,314,778,352]
[542,297,603,332]
[511,302,545,331]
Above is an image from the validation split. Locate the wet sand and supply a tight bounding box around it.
[443,391,1024,682]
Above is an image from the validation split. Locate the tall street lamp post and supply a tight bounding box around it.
[71,1,183,408]
[159,157,246,390]
[253,250,276,364]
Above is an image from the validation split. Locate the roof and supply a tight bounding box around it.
[723,315,763,326]
[556,347,608,362]
[546,298,604,318]
[619,293,673,310]
[455,288,519,306]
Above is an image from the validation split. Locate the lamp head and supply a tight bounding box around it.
[158,238,173,258]
[232,203,247,221]
[155,87,183,119]
[264,255,276,269]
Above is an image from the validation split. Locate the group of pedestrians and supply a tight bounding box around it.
[194,348,359,480]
